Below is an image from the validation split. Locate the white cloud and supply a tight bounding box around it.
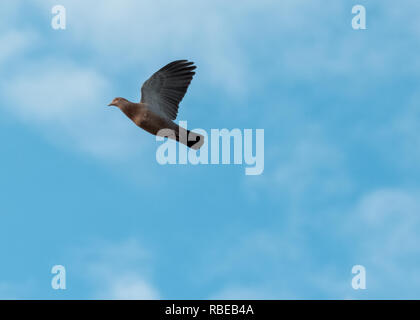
[383,95,420,167]
[202,188,420,299]
[274,137,349,198]
[0,59,154,161]
[73,239,160,299]
[0,30,37,66]
[37,0,255,97]
[101,274,159,300]
[333,188,420,297]
[3,64,107,122]
[36,0,390,98]
[246,124,352,203]
[3,0,419,167]
[242,0,420,202]
[348,189,420,267]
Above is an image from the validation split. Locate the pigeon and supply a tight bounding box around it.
[108,60,204,150]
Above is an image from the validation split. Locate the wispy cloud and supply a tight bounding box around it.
[0,30,37,65]
[0,60,148,161]
[36,0,255,97]
[342,188,420,298]
[99,274,159,300]
[73,239,160,299]
[199,187,420,299]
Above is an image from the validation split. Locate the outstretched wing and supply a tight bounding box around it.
[140,60,196,120]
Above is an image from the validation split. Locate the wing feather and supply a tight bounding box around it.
[140,60,196,120]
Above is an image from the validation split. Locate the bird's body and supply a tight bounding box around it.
[108,60,204,149]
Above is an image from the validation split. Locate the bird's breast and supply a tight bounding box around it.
[133,110,148,127]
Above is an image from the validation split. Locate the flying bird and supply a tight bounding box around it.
[108,60,204,150]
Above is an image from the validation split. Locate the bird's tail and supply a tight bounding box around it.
[186,129,204,150]
[176,127,204,150]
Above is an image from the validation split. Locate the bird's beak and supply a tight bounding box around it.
[108,102,113,106]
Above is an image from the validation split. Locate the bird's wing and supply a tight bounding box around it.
[140,60,196,120]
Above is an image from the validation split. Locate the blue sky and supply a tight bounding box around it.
[1,0,420,299]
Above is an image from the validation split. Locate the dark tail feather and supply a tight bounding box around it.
[187,130,203,149]
[175,129,204,150]
[173,126,204,150]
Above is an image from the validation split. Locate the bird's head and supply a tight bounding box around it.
[108,97,127,107]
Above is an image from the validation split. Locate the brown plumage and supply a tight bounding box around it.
[108,60,204,150]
